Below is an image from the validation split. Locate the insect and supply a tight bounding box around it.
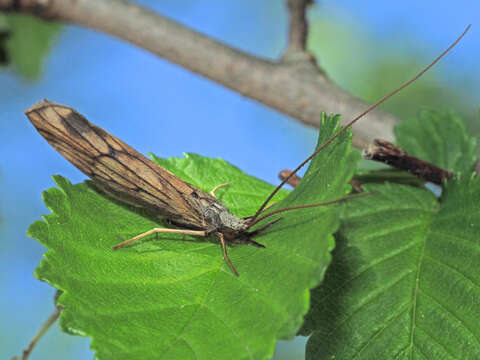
[25,25,469,276]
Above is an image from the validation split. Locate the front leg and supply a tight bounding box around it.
[210,183,229,197]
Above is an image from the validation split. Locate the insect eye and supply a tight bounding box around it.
[191,191,199,199]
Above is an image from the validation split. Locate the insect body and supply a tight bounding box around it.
[25,25,469,276]
[26,101,271,276]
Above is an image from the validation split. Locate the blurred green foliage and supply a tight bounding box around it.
[0,13,61,79]
[308,12,479,137]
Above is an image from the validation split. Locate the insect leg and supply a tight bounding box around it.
[112,228,207,250]
[263,202,276,211]
[241,238,265,248]
[210,183,229,197]
[217,232,239,277]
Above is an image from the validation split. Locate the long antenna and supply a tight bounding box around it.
[248,191,374,228]
[248,24,471,225]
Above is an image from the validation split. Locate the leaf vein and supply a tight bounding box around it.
[202,305,253,359]
[159,269,219,359]
[325,271,411,337]
[351,305,409,360]
[316,239,418,304]
[408,217,427,360]
[417,287,480,347]
[414,325,456,360]
[424,254,480,289]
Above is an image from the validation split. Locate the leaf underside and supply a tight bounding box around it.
[303,180,480,359]
[31,114,359,359]
[302,110,480,359]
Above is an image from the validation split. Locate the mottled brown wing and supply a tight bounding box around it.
[25,99,214,229]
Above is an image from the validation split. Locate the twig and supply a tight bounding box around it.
[0,0,398,147]
[363,139,453,185]
[12,304,63,360]
[282,0,314,63]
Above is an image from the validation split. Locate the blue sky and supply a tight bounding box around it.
[1,1,477,359]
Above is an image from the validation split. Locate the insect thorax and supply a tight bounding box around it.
[201,199,248,238]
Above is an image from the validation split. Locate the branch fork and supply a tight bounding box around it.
[0,0,398,146]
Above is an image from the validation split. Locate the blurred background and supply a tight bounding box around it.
[0,1,477,359]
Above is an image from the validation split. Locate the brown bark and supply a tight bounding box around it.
[0,0,400,147]
[363,139,453,185]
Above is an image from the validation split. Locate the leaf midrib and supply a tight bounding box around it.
[408,201,437,360]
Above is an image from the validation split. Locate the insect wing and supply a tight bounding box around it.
[25,100,212,229]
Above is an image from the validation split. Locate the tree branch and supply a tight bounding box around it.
[283,0,314,63]
[0,0,399,146]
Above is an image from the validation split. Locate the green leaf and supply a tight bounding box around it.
[0,14,7,30]
[302,178,480,359]
[307,14,477,131]
[31,114,360,359]
[395,109,477,175]
[4,14,61,79]
[0,14,9,65]
[354,168,424,188]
